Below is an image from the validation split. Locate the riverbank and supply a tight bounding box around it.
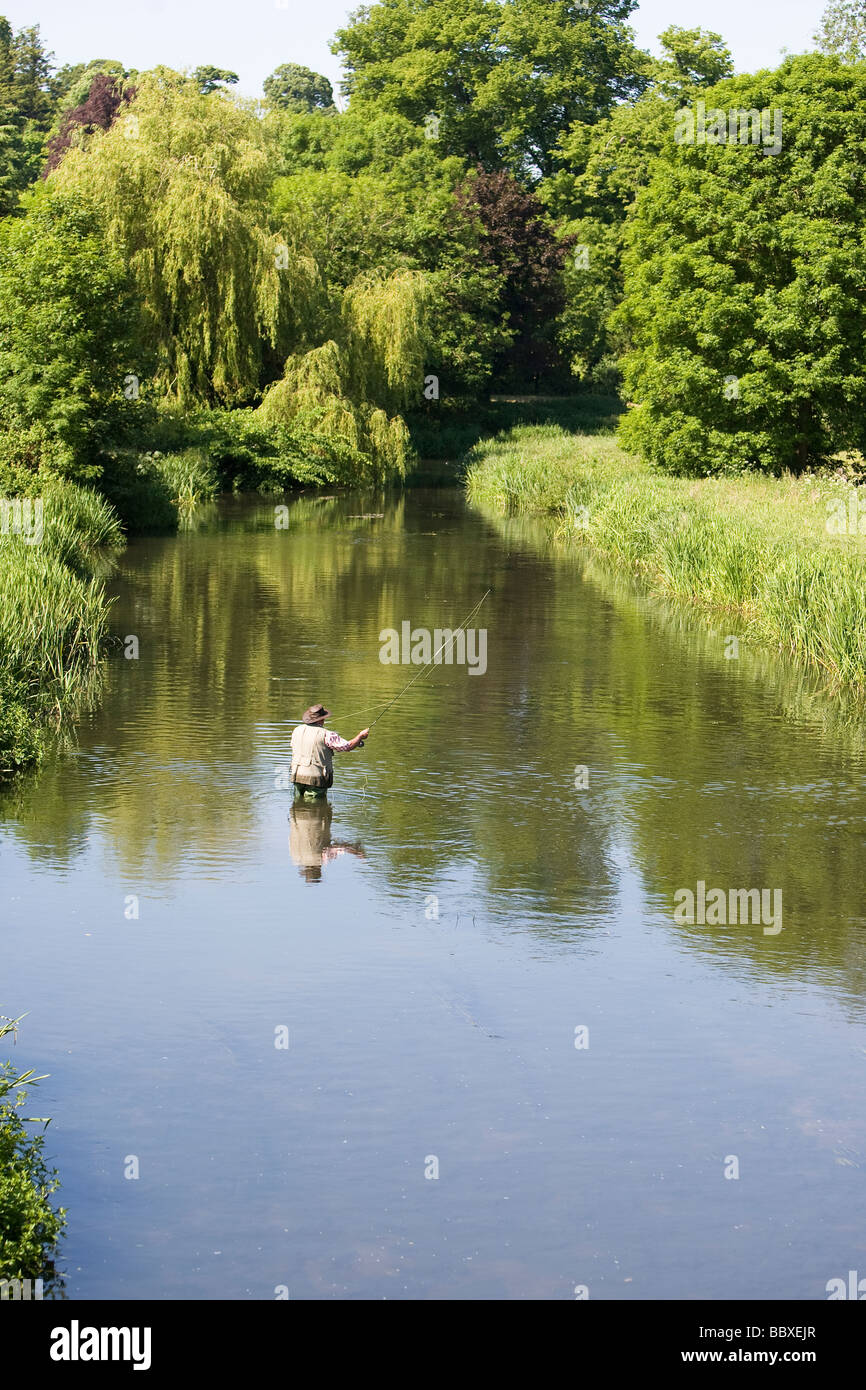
[0,444,227,775]
[0,480,125,773]
[465,425,866,695]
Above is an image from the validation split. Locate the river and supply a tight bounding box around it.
[2,487,865,1300]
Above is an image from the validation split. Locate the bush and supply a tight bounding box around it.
[0,1017,66,1288]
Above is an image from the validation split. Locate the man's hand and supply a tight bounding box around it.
[359,728,370,741]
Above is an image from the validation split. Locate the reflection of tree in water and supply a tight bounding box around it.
[288,798,365,882]
[476,502,866,1001]
[1,490,552,889]
[6,488,866,996]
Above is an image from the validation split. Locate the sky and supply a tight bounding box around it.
[1,0,826,101]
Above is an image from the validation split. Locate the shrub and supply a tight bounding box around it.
[0,1017,66,1288]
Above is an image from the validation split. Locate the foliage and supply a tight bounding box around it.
[0,186,142,484]
[193,66,238,94]
[268,120,506,396]
[49,58,127,109]
[408,392,623,461]
[257,324,420,484]
[0,476,121,772]
[44,71,135,173]
[341,268,433,413]
[0,1016,65,1286]
[50,70,316,407]
[543,27,734,385]
[332,0,646,180]
[615,55,866,475]
[650,24,735,97]
[0,16,56,210]
[814,0,866,61]
[191,404,389,489]
[263,63,334,112]
[456,168,573,386]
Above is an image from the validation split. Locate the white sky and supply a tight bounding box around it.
[0,0,825,100]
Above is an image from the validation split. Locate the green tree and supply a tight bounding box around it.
[615,55,866,475]
[50,58,127,108]
[267,107,506,397]
[50,70,315,407]
[332,0,645,180]
[263,62,334,111]
[0,18,25,213]
[815,0,866,61]
[652,24,735,96]
[50,71,437,476]
[9,24,54,125]
[0,186,141,483]
[544,26,734,385]
[255,266,435,482]
[0,16,58,208]
[193,65,239,94]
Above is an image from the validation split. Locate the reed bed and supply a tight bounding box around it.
[466,425,866,695]
[0,480,122,772]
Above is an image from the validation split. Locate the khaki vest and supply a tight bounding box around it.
[291,723,334,787]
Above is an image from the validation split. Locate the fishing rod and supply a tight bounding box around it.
[361,588,492,739]
[270,589,491,735]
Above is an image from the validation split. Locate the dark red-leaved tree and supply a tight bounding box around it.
[456,169,575,388]
[44,73,136,174]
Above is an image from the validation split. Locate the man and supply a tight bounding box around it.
[290,703,370,799]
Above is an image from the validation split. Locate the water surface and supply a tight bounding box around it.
[2,488,865,1300]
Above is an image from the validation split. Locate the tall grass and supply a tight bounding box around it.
[0,480,122,773]
[466,425,866,695]
[0,450,220,773]
[151,448,219,520]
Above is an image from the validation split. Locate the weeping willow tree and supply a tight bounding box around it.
[258,269,433,480]
[49,70,322,406]
[48,72,433,480]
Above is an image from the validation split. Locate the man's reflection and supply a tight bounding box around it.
[288,799,366,882]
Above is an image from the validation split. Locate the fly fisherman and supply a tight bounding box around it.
[290,704,370,799]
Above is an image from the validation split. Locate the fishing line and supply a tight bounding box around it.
[365,588,491,732]
[269,589,491,739]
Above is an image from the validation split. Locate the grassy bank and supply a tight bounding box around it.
[0,479,124,773]
[0,449,221,776]
[465,425,866,694]
[406,394,623,475]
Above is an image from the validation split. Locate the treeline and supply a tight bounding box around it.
[1,1,864,493]
[0,2,651,496]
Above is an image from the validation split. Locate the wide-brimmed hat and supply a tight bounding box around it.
[302,703,330,724]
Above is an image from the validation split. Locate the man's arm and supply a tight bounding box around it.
[324,728,370,753]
